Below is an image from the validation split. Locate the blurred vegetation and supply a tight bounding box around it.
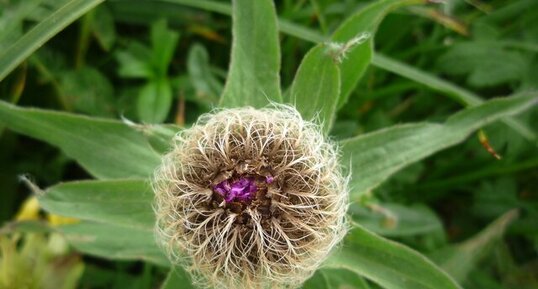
[0,0,537,288]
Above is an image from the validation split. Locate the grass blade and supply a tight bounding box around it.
[0,0,104,81]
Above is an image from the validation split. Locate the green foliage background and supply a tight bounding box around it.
[0,0,537,288]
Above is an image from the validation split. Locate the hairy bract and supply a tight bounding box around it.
[153,105,348,289]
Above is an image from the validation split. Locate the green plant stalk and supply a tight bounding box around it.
[75,10,96,70]
[309,0,328,34]
[29,55,72,111]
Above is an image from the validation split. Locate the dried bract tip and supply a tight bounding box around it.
[153,105,348,289]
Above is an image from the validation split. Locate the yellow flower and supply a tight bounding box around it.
[15,196,78,225]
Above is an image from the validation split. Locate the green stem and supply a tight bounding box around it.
[75,10,95,69]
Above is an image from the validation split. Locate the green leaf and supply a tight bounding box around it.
[0,101,161,179]
[326,224,462,289]
[160,268,194,289]
[0,0,104,81]
[330,0,424,109]
[289,45,340,134]
[150,19,180,77]
[372,53,537,142]
[91,5,116,51]
[349,203,442,237]
[436,42,527,88]
[59,66,115,117]
[60,221,169,267]
[187,43,222,106]
[137,78,173,123]
[430,209,519,283]
[116,42,153,79]
[288,0,422,133]
[341,95,538,198]
[39,179,154,230]
[219,0,281,108]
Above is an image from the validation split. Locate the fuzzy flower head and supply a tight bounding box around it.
[153,105,348,289]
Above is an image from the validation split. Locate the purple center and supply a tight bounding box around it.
[213,177,258,203]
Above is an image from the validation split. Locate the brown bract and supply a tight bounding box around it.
[153,105,348,289]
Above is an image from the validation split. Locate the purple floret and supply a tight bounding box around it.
[213,180,231,196]
[213,177,257,202]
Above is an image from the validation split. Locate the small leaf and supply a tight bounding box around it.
[325,224,462,289]
[330,0,425,108]
[60,221,169,267]
[0,101,161,179]
[437,42,527,88]
[160,268,194,289]
[59,66,115,117]
[150,19,180,77]
[39,179,154,230]
[219,0,281,108]
[116,42,153,79]
[0,0,104,81]
[137,78,173,123]
[341,95,538,198]
[187,43,222,106]
[289,45,340,134]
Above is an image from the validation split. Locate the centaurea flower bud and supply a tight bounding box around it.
[153,105,348,289]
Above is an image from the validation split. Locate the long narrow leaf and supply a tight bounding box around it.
[341,95,538,198]
[0,101,161,179]
[326,224,462,289]
[39,179,154,230]
[219,0,281,108]
[0,0,104,81]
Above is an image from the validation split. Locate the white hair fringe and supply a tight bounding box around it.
[153,104,349,289]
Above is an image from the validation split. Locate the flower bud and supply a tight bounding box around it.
[153,105,348,289]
